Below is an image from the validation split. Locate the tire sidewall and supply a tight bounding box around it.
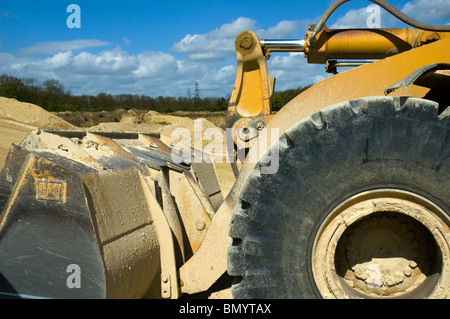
[230,97,450,298]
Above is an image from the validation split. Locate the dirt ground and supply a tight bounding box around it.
[0,119,33,166]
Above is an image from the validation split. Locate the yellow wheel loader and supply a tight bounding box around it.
[1,0,450,299]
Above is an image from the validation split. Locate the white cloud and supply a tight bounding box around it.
[330,7,373,28]
[19,39,110,56]
[260,20,300,38]
[133,51,179,78]
[214,65,236,84]
[0,52,15,65]
[171,17,257,61]
[268,53,328,90]
[198,65,236,95]
[329,4,391,29]
[73,47,137,74]
[401,0,450,21]
[171,17,300,61]
[6,46,219,96]
[42,51,73,70]
[2,17,321,98]
[123,38,131,46]
[330,0,450,29]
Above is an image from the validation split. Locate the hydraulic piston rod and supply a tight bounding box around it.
[259,39,305,53]
[260,27,450,64]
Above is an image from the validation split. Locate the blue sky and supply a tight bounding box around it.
[1,0,449,98]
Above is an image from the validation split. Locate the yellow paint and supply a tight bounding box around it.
[236,63,263,117]
[36,179,67,202]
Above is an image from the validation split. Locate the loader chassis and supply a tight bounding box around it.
[1,0,450,299]
[182,16,450,298]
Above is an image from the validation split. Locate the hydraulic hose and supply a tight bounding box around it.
[309,0,450,42]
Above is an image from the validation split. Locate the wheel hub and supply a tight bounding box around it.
[312,189,450,299]
[340,212,432,296]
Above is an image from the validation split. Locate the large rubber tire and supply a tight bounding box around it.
[227,96,450,299]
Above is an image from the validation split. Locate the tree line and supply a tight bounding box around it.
[0,74,309,113]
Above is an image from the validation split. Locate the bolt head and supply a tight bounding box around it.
[240,35,254,50]
[196,219,206,231]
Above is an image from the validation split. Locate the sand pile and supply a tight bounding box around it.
[160,117,228,164]
[89,109,190,133]
[160,117,226,148]
[120,110,189,125]
[89,121,165,132]
[89,111,228,162]
[0,98,228,155]
[90,110,226,147]
[0,97,77,130]
[0,97,230,168]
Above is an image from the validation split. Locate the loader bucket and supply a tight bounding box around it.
[0,129,221,299]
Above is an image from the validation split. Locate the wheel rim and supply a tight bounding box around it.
[312,189,450,299]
